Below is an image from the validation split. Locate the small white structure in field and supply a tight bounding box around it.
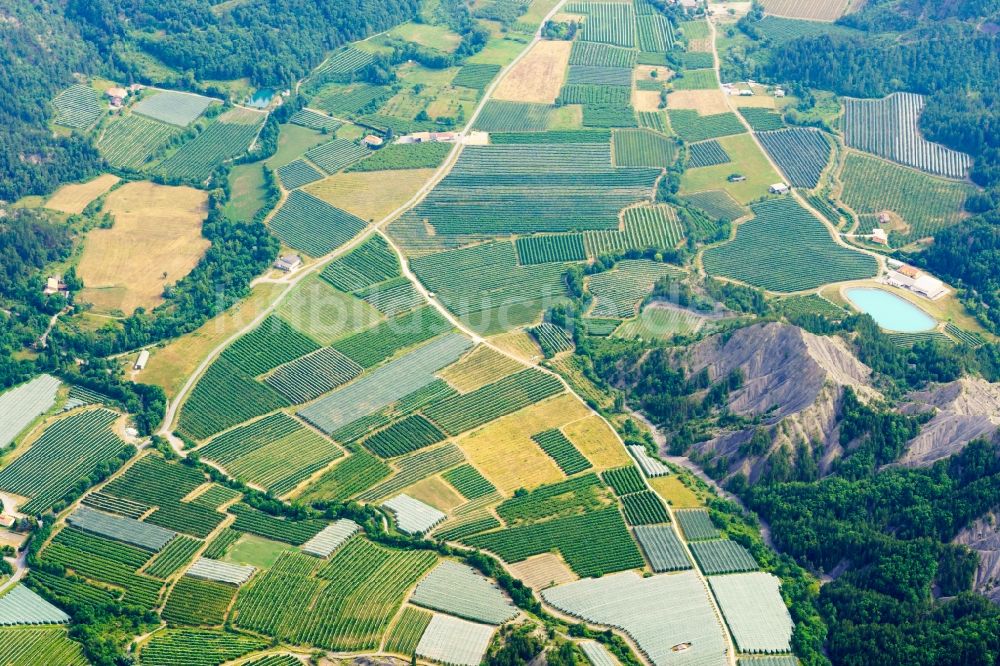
[362,134,384,148]
[274,254,302,272]
[773,87,786,98]
[871,228,888,245]
[769,182,789,195]
[43,276,67,296]
[738,89,754,96]
[134,350,149,371]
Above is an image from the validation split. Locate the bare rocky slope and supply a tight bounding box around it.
[899,377,1000,467]
[676,322,880,482]
[953,510,1000,604]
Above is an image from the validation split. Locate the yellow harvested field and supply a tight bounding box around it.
[486,331,543,364]
[45,174,120,214]
[304,169,436,223]
[509,553,578,590]
[135,282,284,397]
[403,476,467,512]
[731,94,776,108]
[633,90,663,113]
[562,415,631,469]
[493,40,572,104]
[78,181,209,315]
[438,345,525,393]
[456,394,591,493]
[649,475,704,508]
[667,90,730,115]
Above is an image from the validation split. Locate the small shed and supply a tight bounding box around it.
[274,254,302,272]
[768,183,789,195]
[134,350,150,371]
[773,88,785,98]
[362,135,384,148]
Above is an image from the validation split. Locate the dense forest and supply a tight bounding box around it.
[69,0,421,85]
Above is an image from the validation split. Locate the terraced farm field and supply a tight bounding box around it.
[703,197,878,292]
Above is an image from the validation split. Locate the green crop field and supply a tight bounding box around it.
[680,190,746,222]
[573,2,637,48]
[474,101,555,131]
[289,108,343,132]
[132,90,214,127]
[583,104,638,128]
[82,491,149,519]
[602,466,645,495]
[755,15,860,43]
[567,65,633,87]
[385,606,433,656]
[362,415,446,458]
[738,107,784,131]
[681,51,714,69]
[321,234,400,290]
[345,141,451,171]
[688,140,731,168]
[277,274,383,346]
[234,540,436,650]
[675,508,721,541]
[305,139,370,173]
[410,241,568,325]
[491,130,611,144]
[300,451,392,502]
[269,190,368,257]
[515,234,588,264]
[230,503,326,545]
[157,111,263,181]
[585,204,684,255]
[139,629,267,666]
[423,369,564,435]
[400,143,659,240]
[689,539,759,574]
[496,474,608,525]
[703,197,878,292]
[315,47,376,80]
[221,315,320,377]
[569,41,637,68]
[265,348,364,404]
[0,409,128,515]
[314,84,392,115]
[587,259,678,318]
[613,129,677,167]
[463,507,644,577]
[98,115,179,170]
[356,443,466,502]
[621,490,669,525]
[199,413,343,496]
[452,63,502,89]
[357,277,424,316]
[178,357,289,440]
[162,576,236,626]
[672,69,718,90]
[667,110,745,142]
[637,110,669,134]
[145,537,202,579]
[52,84,103,130]
[277,159,325,189]
[332,306,451,368]
[532,429,593,475]
[637,14,675,52]
[757,128,831,188]
[559,84,630,106]
[529,322,575,357]
[839,153,971,240]
[443,464,498,500]
[0,627,88,666]
[614,305,705,340]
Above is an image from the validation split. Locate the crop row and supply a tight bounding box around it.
[305,139,370,174]
[621,490,669,525]
[587,259,678,317]
[222,315,320,377]
[574,2,637,48]
[757,128,830,188]
[321,234,400,291]
[667,110,744,142]
[739,107,784,131]
[332,306,450,368]
[582,104,638,128]
[529,322,575,358]
[423,369,564,435]
[230,503,327,545]
[474,101,554,132]
[569,41,637,68]
[144,536,202,579]
[702,197,878,292]
[355,443,465,502]
[567,65,633,87]
[139,629,266,666]
[602,466,646,495]
[558,83,630,106]
[363,415,446,458]
[269,190,368,257]
[162,576,236,626]
[442,464,497,500]
[278,159,325,189]
[289,108,342,132]
[515,234,587,265]
[52,85,103,130]
[98,114,178,170]
[157,115,261,180]
[463,507,644,577]
[584,204,684,257]
[357,277,424,316]
[531,429,592,475]
[687,140,730,168]
[452,63,502,89]
[0,409,128,515]
[637,13,675,52]
[178,357,289,440]
[265,348,364,404]
[614,128,677,167]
